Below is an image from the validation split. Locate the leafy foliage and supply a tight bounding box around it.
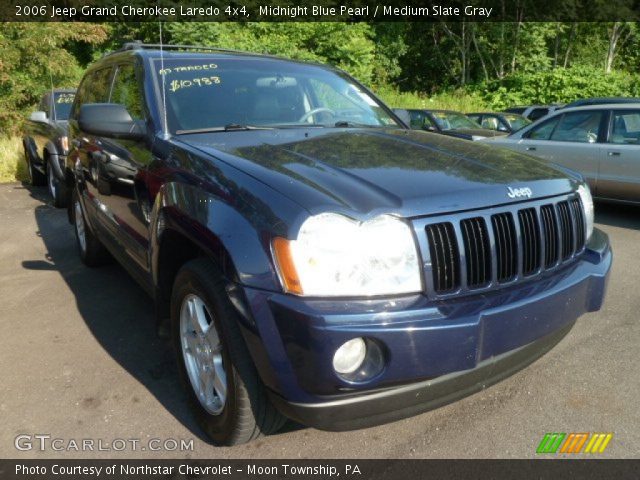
[0,23,108,135]
[477,65,640,108]
[166,23,378,83]
[3,20,640,141]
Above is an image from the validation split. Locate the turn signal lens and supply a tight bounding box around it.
[272,237,303,295]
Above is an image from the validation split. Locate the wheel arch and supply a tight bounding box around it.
[43,140,65,179]
[150,181,282,333]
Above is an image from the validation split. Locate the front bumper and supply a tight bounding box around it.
[239,228,611,430]
[270,321,573,431]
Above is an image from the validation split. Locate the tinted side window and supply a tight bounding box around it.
[529,108,549,121]
[550,111,602,143]
[71,75,92,119]
[71,68,113,119]
[84,68,113,104]
[110,64,145,121]
[527,117,560,140]
[481,116,499,130]
[609,110,640,144]
[409,110,428,130]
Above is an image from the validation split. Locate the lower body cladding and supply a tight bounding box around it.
[239,229,611,431]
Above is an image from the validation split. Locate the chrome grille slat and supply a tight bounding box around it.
[491,213,517,282]
[519,208,540,276]
[426,222,460,293]
[557,201,573,260]
[570,198,586,251]
[541,204,559,268]
[461,217,491,288]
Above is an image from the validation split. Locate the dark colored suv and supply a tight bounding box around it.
[66,44,612,446]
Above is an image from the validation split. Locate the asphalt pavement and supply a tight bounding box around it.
[0,183,638,458]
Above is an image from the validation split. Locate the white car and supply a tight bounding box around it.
[481,104,640,205]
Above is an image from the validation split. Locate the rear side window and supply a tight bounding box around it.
[529,108,549,121]
[550,111,602,143]
[481,116,499,130]
[409,110,429,129]
[608,110,640,144]
[71,67,113,119]
[527,117,560,140]
[110,64,145,121]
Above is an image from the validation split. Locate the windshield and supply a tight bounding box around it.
[53,92,74,120]
[503,114,531,131]
[152,57,399,133]
[430,111,480,130]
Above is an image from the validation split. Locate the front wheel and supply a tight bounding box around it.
[171,259,285,445]
[24,142,45,186]
[72,188,110,267]
[47,159,67,208]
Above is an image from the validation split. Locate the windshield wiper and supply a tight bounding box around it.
[176,124,275,135]
[333,121,384,128]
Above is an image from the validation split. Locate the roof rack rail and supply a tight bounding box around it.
[117,41,265,56]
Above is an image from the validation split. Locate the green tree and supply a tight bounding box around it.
[0,22,108,134]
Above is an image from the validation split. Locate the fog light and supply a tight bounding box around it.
[333,338,366,374]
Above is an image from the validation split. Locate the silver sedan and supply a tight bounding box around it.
[481,104,640,205]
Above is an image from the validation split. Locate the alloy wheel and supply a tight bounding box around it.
[180,294,227,415]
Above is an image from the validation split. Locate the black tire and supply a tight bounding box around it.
[171,258,286,446]
[24,141,45,186]
[71,188,111,267]
[46,157,68,208]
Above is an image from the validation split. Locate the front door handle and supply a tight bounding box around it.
[526,146,536,151]
[608,151,621,156]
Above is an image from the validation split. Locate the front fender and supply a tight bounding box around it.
[149,181,283,292]
[44,140,66,180]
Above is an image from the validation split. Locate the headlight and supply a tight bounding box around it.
[273,213,421,296]
[577,183,594,241]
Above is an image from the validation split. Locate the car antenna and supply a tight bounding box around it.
[49,63,56,122]
[158,21,170,139]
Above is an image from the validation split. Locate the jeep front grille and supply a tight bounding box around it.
[421,194,587,296]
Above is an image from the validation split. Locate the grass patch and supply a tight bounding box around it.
[375,86,489,113]
[0,136,28,183]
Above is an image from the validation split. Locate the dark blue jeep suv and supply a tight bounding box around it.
[65,43,611,446]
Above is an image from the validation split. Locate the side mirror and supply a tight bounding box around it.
[29,111,48,123]
[424,125,436,132]
[78,103,146,140]
[392,108,411,127]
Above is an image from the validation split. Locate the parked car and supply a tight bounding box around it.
[395,108,507,140]
[23,88,76,207]
[481,104,640,204]
[66,43,611,446]
[466,112,531,133]
[504,104,562,121]
[562,97,640,109]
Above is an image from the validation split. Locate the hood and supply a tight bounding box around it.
[442,128,508,140]
[182,128,578,219]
